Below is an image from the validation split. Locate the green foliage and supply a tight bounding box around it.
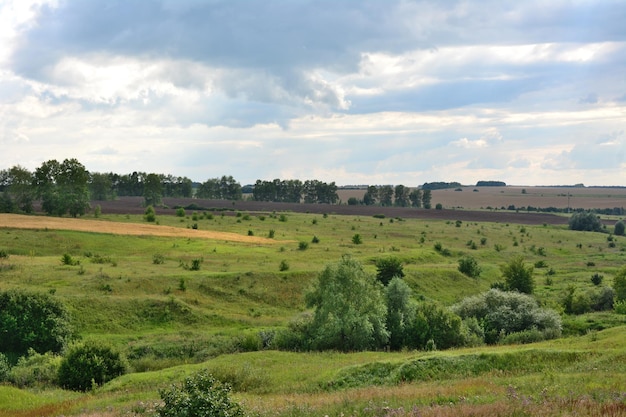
[144,205,156,222]
[0,289,75,357]
[385,277,413,350]
[568,211,603,232]
[279,260,289,271]
[351,233,363,244]
[58,341,128,391]
[34,158,90,217]
[375,257,405,286]
[406,301,464,350]
[501,256,535,294]
[304,256,388,351]
[152,253,165,264]
[156,370,244,417]
[7,349,61,388]
[591,273,604,286]
[298,241,309,251]
[458,256,481,278]
[452,289,562,344]
[60,253,79,266]
[175,207,186,217]
[615,220,625,236]
[0,353,9,381]
[613,265,626,302]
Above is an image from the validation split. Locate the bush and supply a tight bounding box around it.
[375,257,405,286]
[0,289,75,357]
[156,370,244,417]
[298,241,309,251]
[568,211,603,232]
[591,273,604,286]
[614,220,625,236]
[8,349,61,388]
[144,205,156,222]
[0,353,9,381]
[501,256,534,294]
[614,266,626,302]
[279,260,289,272]
[458,256,481,278]
[58,341,128,391]
[452,289,561,344]
[352,233,363,244]
[175,207,186,217]
[406,302,464,350]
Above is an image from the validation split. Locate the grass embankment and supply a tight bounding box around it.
[0,210,625,416]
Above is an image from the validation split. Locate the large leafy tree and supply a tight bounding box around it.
[143,173,163,207]
[4,166,35,213]
[305,256,389,351]
[0,289,75,357]
[568,211,603,232]
[34,159,90,217]
[385,277,414,350]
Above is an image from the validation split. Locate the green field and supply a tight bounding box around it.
[1,209,625,416]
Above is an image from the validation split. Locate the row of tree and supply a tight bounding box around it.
[251,179,339,204]
[359,185,432,208]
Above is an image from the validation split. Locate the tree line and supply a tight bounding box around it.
[357,185,432,208]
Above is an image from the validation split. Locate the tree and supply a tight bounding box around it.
[58,341,127,391]
[34,159,90,217]
[406,301,464,350]
[6,166,35,213]
[422,189,432,209]
[304,256,389,351]
[614,266,626,302]
[409,189,422,208]
[394,184,410,207]
[143,173,162,207]
[568,211,603,232]
[501,256,534,294]
[363,185,378,205]
[375,257,405,286]
[378,185,393,206]
[0,289,75,357]
[614,220,625,236]
[157,370,244,417]
[89,172,114,201]
[385,277,414,350]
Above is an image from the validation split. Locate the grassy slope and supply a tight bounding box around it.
[0,210,625,416]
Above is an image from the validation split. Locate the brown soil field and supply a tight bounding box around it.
[92,196,573,226]
[0,213,278,244]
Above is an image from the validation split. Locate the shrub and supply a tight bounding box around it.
[615,220,625,236]
[591,273,604,286]
[352,233,363,245]
[298,241,309,251]
[568,211,602,232]
[452,289,561,344]
[156,370,244,417]
[268,229,275,239]
[458,256,481,278]
[0,353,9,381]
[375,257,405,286]
[501,256,534,294]
[615,300,626,315]
[153,253,165,264]
[61,253,79,266]
[0,289,75,357]
[7,349,61,388]
[311,235,320,244]
[613,266,626,302]
[58,341,128,391]
[175,207,186,217]
[144,205,156,222]
[406,302,464,350]
[279,260,289,272]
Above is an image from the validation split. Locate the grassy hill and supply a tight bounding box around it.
[0,209,625,416]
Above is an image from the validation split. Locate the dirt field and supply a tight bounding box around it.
[0,213,278,244]
[91,196,573,225]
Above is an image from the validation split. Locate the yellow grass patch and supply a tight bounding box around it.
[0,214,279,244]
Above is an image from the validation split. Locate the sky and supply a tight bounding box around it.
[1,0,625,186]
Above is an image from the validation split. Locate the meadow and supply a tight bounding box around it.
[0,203,625,416]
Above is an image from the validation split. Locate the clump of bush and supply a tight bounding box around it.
[451,289,562,344]
[568,211,603,232]
[58,341,128,391]
[458,256,481,278]
[156,370,244,417]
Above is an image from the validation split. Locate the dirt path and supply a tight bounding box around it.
[0,214,279,244]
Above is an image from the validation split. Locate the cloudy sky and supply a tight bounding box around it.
[1,0,625,186]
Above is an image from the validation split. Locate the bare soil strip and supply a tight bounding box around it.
[0,214,279,244]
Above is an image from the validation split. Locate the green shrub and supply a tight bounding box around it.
[153,253,165,264]
[279,260,289,272]
[352,233,363,244]
[58,341,128,391]
[614,300,626,315]
[614,266,626,302]
[0,353,9,381]
[375,257,405,286]
[615,220,625,236]
[452,289,561,345]
[501,256,535,294]
[61,253,79,266]
[0,289,75,357]
[175,207,186,217]
[298,241,309,251]
[458,256,481,278]
[156,370,244,417]
[568,211,602,232]
[144,205,156,222]
[591,273,604,286]
[311,235,320,244]
[8,349,61,388]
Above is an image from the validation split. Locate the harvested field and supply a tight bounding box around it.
[0,213,278,244]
